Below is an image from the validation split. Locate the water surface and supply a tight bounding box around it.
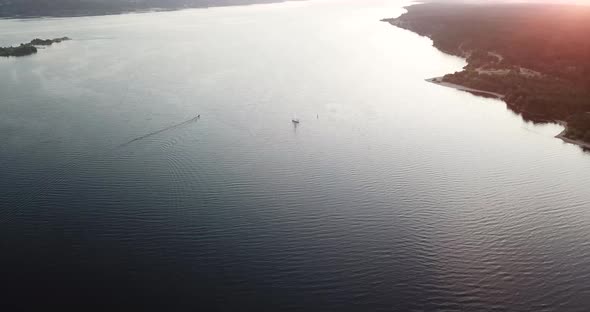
[2,0,590,310]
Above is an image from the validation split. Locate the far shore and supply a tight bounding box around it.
[425,77,505,99]
[0,0,295,19]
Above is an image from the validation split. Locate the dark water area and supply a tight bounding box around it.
[2,0,590,310]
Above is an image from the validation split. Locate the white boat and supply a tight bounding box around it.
[292,118,300,124]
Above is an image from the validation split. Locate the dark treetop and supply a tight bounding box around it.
[385,3,590,145]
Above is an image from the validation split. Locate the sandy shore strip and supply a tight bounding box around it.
[426,77,505,99]
[554,122,590,150]
[428,77,590,150]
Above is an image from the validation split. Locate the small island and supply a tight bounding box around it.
[384,3,590,149]
[0,37,70,57]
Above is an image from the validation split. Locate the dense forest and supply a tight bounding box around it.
[385,3,590,145]
[0,0,284,17]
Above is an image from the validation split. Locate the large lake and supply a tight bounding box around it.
[2,0,590,310]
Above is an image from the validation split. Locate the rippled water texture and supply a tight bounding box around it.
[1,0,590,310]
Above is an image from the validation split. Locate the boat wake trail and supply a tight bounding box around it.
[119,115,200,148]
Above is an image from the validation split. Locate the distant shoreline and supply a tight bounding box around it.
[0,0,297,19]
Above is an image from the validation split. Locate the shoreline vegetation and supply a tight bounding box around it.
[384,3,590,150]
[0,37,70,57]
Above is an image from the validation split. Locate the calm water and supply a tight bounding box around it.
[2,0,590,310]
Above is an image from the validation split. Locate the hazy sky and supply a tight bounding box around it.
[436,0,590,4]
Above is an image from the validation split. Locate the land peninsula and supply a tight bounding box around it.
[0,37,70,57]
[384,3,590,149]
